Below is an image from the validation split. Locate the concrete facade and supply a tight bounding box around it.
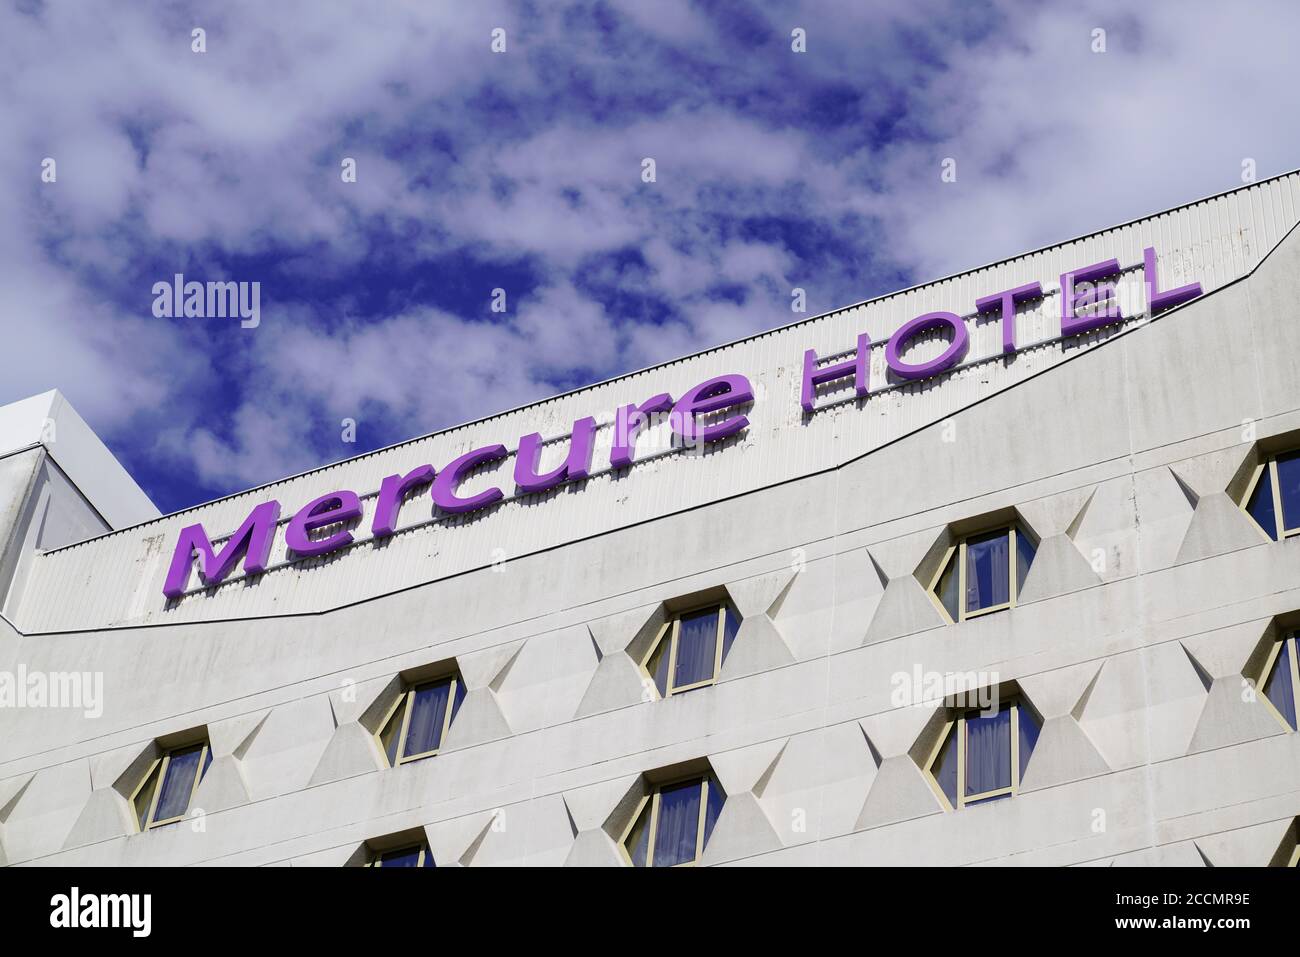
[2,173,1300,866]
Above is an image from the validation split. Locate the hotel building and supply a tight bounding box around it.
[2,171,1300,867]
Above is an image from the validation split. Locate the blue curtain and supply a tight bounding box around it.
[1017,705,1041,781]
[627,802,651,867]
[937,554,960,621]
[648,640,671,698]
[1016,531,1037,595]
[403,681,451,757]
[965,532,1010,612]
[1265,640,1297,730]
[721,606,741,664]
[673,610,718,688]
[654,781,701,866]
[1277,452,1300,532]
[933,724,959,807]
[1247,466,1278,540]
[965,708,1011,797]
[451,677,467,723]
[703,776,726,847]
[154,747,203,822]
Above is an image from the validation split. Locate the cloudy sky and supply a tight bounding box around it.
[3,0,1299,513]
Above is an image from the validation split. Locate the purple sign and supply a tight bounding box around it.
[164,245,1199,600]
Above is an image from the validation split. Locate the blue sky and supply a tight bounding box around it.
[3,0,1300,513]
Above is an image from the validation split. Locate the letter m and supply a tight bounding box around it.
[162,501,281,599]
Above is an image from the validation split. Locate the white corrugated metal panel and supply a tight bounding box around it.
[15,172,1300,632]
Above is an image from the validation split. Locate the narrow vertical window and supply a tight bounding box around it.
[1260,633,1300,731]
[131,740,213,830]
[640,603,741,698]
[377,673,467,766]
[924,699,1042,810]
[619,774,726,867]
[928,525,1037,622]
[1241,450,1300,541]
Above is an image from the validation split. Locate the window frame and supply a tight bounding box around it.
[365,842,435,867]
[130,741,211,831]
[617,774,718,868]
[639,603,737,698]
[375,673,463,767]
[927,525,1032,623]
[1257,632,1300,732]
[1240,455,1300,541]
[923,698,1035,811]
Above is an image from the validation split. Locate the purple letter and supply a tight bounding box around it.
[611,393,674,469]
[672,374,754,444]
[1060,259,1122,336]
[1144,246,1201,313]
[162,500,281,599]
[432,444,508,514]
[801,333,871,412]
[371,465,435,538]
[515,416,599,494]
[975,282,1042,355]
[885,312,969,381]
[285,491,362,558]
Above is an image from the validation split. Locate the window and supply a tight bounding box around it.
[377,674,467,767]
[1241,450,1300,541]
[1259,632,1299,731]
[641,604,740,698]
[366,842,436,868]
[929,525,1037,622]
[924,699,1042,810]
[131,740,213,830]
[619,775,725,867]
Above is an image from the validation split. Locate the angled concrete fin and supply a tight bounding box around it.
[855,756,942,830]
[726,568,798,619]
[459,640,525,690]
[1018,660,1105,719]
[191,754,251,815]
[442,688,513,750]
[863,577,946,646]
[0,773,34,821]
[1181,620,1271,680]
[698,792,782,865]
[1181,643,1215,692]
[62,788,134,849]
[564,827,626,867]
[209,709,270,758]
[1193,818,1294,866]
[1016,534,1102,605]
[488,643,526,693]
[718,615,795,681]
[574,653,649,717]
[1168,467,1201,508]
[233,711,272,761]
[588,603,662,657]
[1018,717,1110,792]
[1175,492,1266,564]
[1187,678,1288,753]
[458,818,496,867]
[563,773,642,833]
[1065,487,1098,540]
[708,737,787,796]
[307,721,384,786]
